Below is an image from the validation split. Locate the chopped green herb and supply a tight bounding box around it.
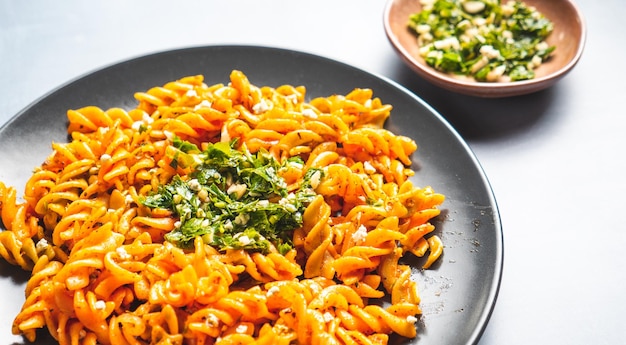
[408,0,555,82]
[141,139,322,254]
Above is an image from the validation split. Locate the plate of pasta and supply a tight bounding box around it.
[0,46,502,345]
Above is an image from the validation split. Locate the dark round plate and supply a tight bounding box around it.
[0,45,502,345]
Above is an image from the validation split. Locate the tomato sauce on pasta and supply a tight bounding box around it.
[0,70,444,345]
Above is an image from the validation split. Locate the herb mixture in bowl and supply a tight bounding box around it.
[408,0,555,82]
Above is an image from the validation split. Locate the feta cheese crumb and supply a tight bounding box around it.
[206,314,220,327]
[236,324,248,333]
[309,170,322,189]
[35,238,49,253]
[188,179,201,191]
[267,286,280,296]
[185,89,198,98]
[116,247,131,260]
[363,161,376,174]
[535,41,549,52]
[530,55,543,69]
[223,219,233,230]
[142,113,154,124]
[486,65,507,82]
[406,315,418,323]
[471,56,490,73]
[227,183,247,199]
[194,100,212,110]
[415,24,431,34]
[301,108,318,119]
[238,235,252,246]
[252,99,272,114]
[479,45,501,60]
[352,225,368,243]
[323,312,334,323]
[234,213,250,226]
[462,1,485,14]
[433,36,460,50]
[94,300,107,310]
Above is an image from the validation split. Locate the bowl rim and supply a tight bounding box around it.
[383,0,587,97]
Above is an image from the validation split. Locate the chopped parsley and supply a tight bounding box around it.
[141,139,322,254]
[408,0,555,81]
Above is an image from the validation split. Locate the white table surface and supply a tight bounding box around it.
[1,1,624,344]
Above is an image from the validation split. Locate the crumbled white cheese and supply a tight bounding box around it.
[94,300,106,310]
[427,50,444,61]
[536,41,549,52]
[419,43,434,57]
[252,99,272,114]
[486,65,507,82]
[530,55,543,69]
[352,225,368,243]
[234,213,250,226]
[501,1,516,17]
[194,100,212,110]
[406,315,418,323]
[420,0,435,10]
[285,94,298,104]
[433,36,460,50]
[131,121,143,131]
[142,113,154,124]
[471,56,490,73]
[267,286,280,296]
[415,24,431,34]
[206,314,220,327]
[462,1,485,14]
[35,238,49,253]
[185,89,198,98]
[116,247,131,260]
[236,324,248,333]
[238,235,252,246]
[480,45,501,60]
[417,32,434,46]
[301,108,318,119]
[188,179,201,191]
[288,160,304,170]
[309,170,322,189]
[363,161,376,174]
[198,188,209,202]
[223,219,233,230]
[473,17,486,26]
[227,183,247,199]
[100,154,112,162]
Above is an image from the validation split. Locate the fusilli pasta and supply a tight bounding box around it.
[0,70,445,345]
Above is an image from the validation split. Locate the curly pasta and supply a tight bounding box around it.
[0,70,445,345]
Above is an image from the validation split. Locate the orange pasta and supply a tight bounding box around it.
[0,70,445,345]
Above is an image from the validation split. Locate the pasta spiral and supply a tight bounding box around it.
[0,70,445,345]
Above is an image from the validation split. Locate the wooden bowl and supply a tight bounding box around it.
[384,0,586,98]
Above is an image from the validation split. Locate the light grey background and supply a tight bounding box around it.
[1,1,624,344]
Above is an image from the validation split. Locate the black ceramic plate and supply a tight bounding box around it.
[0,46,502,345]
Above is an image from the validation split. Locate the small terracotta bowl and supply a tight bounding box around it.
[384,0,586,98]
